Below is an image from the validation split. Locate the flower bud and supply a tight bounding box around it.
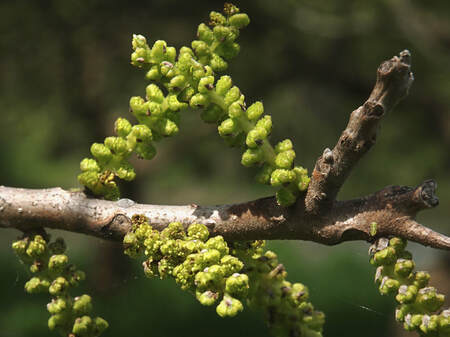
[196,290,219,306]
[275,150,295,169]
[229,13,250,29]
[197,23,214,44]
[216,296,243,317]
[73,295,93,315]
[216,76,232,96]
[276,187,296,206]
[241,148,263,167]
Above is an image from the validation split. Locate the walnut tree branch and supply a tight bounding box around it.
[0,51,448,250]
[305,50,414,213]
[0,182,448,250]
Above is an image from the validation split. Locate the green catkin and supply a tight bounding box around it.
[77,3,309,206]
[370,236,449,337]
[12,234,108,337]
[123,215,324,336]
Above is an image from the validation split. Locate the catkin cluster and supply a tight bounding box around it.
[123,216,324,336]
[370,237,449,336]
[78,3,309,206]
[12,234,108,337]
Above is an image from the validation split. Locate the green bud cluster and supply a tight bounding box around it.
[78,3,309,207]
[123,216,247,317]
[370,237,449,336]
[124,216,323,336]
[231,241,324,337]
[12,234,108,337]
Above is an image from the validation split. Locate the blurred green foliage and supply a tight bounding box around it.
[0,1,448,336]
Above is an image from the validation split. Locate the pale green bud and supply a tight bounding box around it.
[90,143,112,162]
[394,259,415,278]
[275,149,296,169]
[129,96,147,115]
[198,76,215,94]
[276,187,296,207]
[161,222,186,240]
[80,158,100,172]
[167,94,187,111]
[47,298,68,315]
[216,76,232,96]
[48,254,69,272]
[169,75,187,92]
[196,290,219,306]
[225,273,249,298]
[197,23,214,44]
[224,86,240,106]
[192,40,210,56]
[72,316,92,335]
[132,34,147,49]
[26,235,47,258]
[412,271,430,288]
[187,223,210,242]
[104,137,128,156]
[255,164,274,185]
[205,236,229,256]
[73,295,93,315]
[146,66,161,81]
[229,13,250,29]
[210,53,228,72]
[218,118,238,137]
[48,314,66,331]
[379,276,400,295]
[114,118,132,137]
[270,169,296,186]
[396,285,418,304]
[246,127,267,148]
[49,277,69,295]
[247,101,263,121]
[256,115,272,134]
[221,255,244,276]
[371,247,397,266]
[416,287,445,312]
[25,276,50,294]
[241,148,263,167]
[216,296,243,317]
[390,237,407,253]
[145,84,165,103]
[209,11,226,26]
[151,40,168,61]
[190,93,210,109]
[275,139,293,153]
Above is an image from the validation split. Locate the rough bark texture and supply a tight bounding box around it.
[1,51,449,251]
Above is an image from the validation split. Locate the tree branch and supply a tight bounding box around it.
[1,51,448,251]
[305,50,414,213]
[1,182,448,250]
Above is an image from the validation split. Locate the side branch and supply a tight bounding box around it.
[305,50,414,213]
[0,184,448,250]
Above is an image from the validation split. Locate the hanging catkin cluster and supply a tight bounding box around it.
[370,237,449,336]
[77,3,309,206]
[12,233,108,337]
[123,215,324,336]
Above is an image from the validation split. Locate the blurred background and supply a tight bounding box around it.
[0,0,449,336]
